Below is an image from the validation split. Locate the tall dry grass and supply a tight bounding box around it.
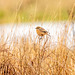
[0,0,75,75]
[0,33,75,75]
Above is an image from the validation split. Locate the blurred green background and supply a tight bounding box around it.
[0,0,75,23]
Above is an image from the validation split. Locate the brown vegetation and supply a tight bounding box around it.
[0,34,75,75]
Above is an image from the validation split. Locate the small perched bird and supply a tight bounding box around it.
[35,26,50,38]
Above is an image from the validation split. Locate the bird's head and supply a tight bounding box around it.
[35,26,41,29]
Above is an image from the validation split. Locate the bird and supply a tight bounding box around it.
[35,26,50,38]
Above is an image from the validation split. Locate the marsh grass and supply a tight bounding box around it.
[0,0,75,75]
[0,32,75,75]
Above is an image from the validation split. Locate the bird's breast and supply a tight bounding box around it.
[36,29,45,36]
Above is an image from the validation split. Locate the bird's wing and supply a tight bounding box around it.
[39,28,48,33]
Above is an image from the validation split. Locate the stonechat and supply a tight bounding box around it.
[35,26,50,37]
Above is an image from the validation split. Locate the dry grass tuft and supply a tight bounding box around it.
[0,35,75,75]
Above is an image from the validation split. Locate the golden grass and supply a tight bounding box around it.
[0,0,75,75]
[0,34,75,75]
